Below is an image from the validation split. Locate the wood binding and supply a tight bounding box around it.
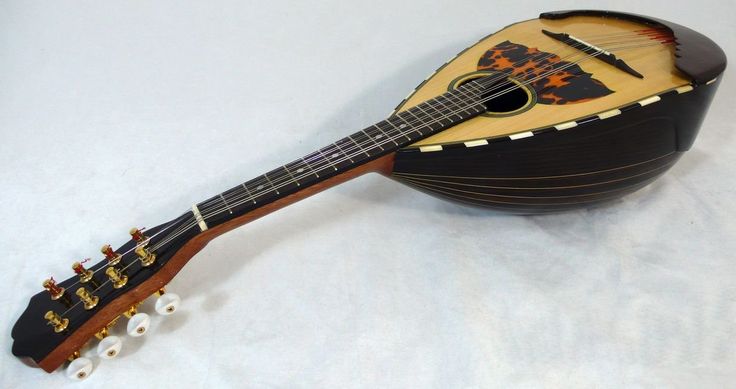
[36,154,395,373]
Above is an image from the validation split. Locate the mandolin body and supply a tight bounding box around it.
[391,10,725,213]
[10,9,727,377]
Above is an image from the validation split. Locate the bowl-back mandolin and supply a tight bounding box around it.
[11,9,726,379]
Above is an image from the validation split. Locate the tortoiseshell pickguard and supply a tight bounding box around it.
[478,40,614,105]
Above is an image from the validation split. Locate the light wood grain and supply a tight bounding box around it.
[398,16,690,147]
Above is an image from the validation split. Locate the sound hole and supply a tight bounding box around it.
[458,75,533,116]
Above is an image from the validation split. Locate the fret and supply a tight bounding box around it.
[452,87,485,114]
[444,90,474,116]
[193,89,487,231]
[281,165,300,186]
[240,182,257,204]
[434,94,465,120]
[461,81,485,98]
[399,110,426,135]
[360,129,385,150]
[263,172,280,194]
[330,141,354,163]
[385,116,413,141]
[218,194,234,214]
[418,101,453,125]
[346,134,371,157]
[316,148,339,171]
[299,157,320,178]
[372,124,399,146]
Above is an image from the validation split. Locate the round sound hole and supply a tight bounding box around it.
[451,71,535,117]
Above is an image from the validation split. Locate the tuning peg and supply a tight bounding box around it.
[126,313,151,337]
[105,266,128,289]
[66,354,93,380]
[154,290,181,315]
[123,304,151,336]
[71,261,94,283]
[97,335,122,359]
[129,227,148,243]
[42,278,65,300]
[101,244,122,266]
[44,310,69,333]
[135,245,156,267]
[76,287,99,310]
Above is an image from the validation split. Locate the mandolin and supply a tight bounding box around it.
[11,10,726,379]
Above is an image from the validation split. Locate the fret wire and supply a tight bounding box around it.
[420,98,455,124]
[373,124,399,145]
[444,90,476,116]
[435,94,465,119]
[399,110,427,135]
[332,141,355,162]
[389,114,418,139]
[346,134,371,157]
[453,86,485,113]
[419,100,454,125]
[218,193,234,214]
[281,165,301,186]
[196,87,489,222]
[360,129,385,150]
[241,182,257,204]
[300,157,320,178]
[462,81,485,98]
[316,148,338,171]
[263,172,280,194]
[447,90,472,116]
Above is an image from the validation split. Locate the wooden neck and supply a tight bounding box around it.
[191,84,486,233]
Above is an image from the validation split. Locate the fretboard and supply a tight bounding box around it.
[193,82,487,229]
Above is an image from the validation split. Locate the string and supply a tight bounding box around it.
[189,38,673,227]
[59,33,673,315]
[157,39,674,247]
[195,35,671,214]
[195,32,656,210]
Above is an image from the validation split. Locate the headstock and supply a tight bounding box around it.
[11,212,201,380]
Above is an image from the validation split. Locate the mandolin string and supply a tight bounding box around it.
[190,39,672,224]
[184,39,674,229]
[193,31,670,212]
[150,40,674,263]
[67,38,674,315]
[200,32,670,201]
[194,33,659,211]
[193,37,671,213]
[58,36,673,314]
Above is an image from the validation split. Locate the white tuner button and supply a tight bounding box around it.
[97,335,122,359]
[66,357,93,380]
[155,293,181,315]
[127,312,150,337]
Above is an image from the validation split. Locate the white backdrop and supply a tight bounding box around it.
[1,1,734,388]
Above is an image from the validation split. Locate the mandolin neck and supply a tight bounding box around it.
[188,85,487,235]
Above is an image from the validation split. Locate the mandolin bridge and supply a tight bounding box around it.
[542,29,644,79]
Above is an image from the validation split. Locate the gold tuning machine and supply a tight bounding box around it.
[129,227,148,243]
[43,278,65,300]
[105,267,128,289]
[135,245,156,267]
[124,303,141,318]
[76,287,99,310]
[101,244,122,266]
[45,311,69,333]
[71,261,94,283]
[130,227,156,266]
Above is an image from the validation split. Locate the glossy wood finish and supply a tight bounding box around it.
[11,10,726,375]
